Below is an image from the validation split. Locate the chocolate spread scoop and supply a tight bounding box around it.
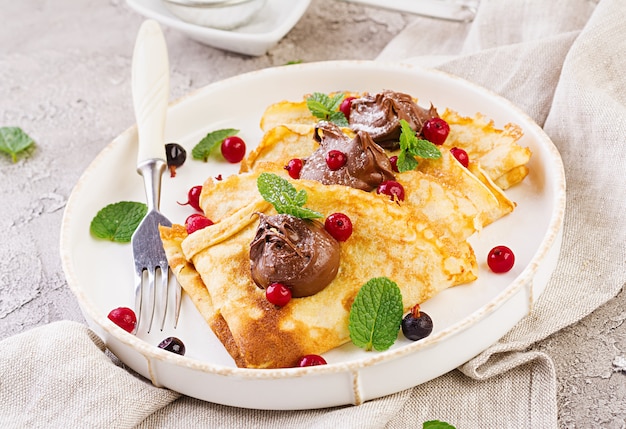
[349,90,439,150]
[299,121,395,192]
[250,213,340,298]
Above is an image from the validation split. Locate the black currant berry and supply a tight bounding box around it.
[401,305,433,341]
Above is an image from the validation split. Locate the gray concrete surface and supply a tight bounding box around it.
[0,0,624,427]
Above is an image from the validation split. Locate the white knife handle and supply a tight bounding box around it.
[132,20,170,165]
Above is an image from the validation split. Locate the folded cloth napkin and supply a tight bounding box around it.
[2,0,625,427]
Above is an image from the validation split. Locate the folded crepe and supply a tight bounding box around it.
[257,94,531,189]
[241,124,514,238]
[161,173,477,368]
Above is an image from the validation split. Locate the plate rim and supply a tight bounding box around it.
[60,60,566,382]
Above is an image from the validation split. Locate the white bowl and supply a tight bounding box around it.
[126,0,311,56]
[163,0,267,30]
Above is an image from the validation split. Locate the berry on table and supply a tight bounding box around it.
[107,307,137,333]
[185,213,214,234]
[325,150,347,170]
[284,158,304,179]
[221,136,246,163]
[266,282,292,307]
[450,147,469,168]
[165,143,186,177]
[422,117,450,145]
[324,212,353,242]
[487,245,515,273]
[158,337,186,356]
[377,180,405,202]
[297,354,327,367]
[178,185,203,211]
[401,304,433,341]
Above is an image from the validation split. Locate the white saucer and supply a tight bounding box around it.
[125,0,311,56]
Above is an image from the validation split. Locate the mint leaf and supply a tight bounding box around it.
[423,421,456,429]
[0,127,35,162]
[396,145,418,172]
[281,205,324,220]
[328,111,349,127]
[423,421,455,429]
[191,128,239,161]
[90,201,147,243]
[306,92,349,127]
[397,119,441,172]
[257,173,323,219]
[349,277,404,351]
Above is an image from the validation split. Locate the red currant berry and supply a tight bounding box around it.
[326,150,347,170]
[377,180,405,202]
[389,155,399,173]
[178,185,202,211]
[487,245,515,273]
[339,96,356,121]
[107,307,137,333]
[450,147,469,168]
[284,158,304,179]
[221,136,246,163]
[324,212,353,242]
[422,117,450,145]
[185,213,214,234]
[266,282,292,307]
[297,354,327,367]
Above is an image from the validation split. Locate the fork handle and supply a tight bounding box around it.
[132,20,170,164]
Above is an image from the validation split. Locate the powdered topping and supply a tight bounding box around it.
[349,90,439,150]
[299,121,395,191]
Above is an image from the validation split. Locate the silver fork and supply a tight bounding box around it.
[130,20,179,333]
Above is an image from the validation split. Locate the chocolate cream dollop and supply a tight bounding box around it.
[299,121,395,192]
[250,213,341,298]
[348,90,439,151]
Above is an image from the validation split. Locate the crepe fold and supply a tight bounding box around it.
[162,169,481,368]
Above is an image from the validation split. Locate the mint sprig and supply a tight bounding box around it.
[396,119,442,172]
[348,277,404,352]
[0,127,35,162]
[306,92,349,127]
[191,128,239,161]
[90,201,147,243]
[257,172,323,219]
[424,421,456,429]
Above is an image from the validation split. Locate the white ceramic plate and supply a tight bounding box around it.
[125,0,311,56]
[61,60,566,410]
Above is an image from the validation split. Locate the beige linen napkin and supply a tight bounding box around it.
[2,0,625,427]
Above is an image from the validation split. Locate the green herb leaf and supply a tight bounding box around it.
[191,128,239,161]
[285,59,303,65]
[90,201,147,243]
[306,92,349,127]
[0,127,35,162]
[423,420,456,429]
[396,119,441,172]
[257,172,323,220]
[348,277,404,351]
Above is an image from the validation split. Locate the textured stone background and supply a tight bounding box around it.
[0,0,624,427]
